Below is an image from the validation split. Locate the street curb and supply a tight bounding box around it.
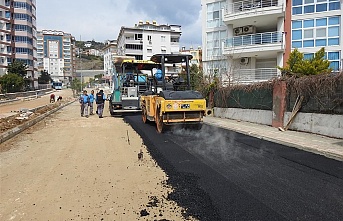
[203,121,343,162]
[0,99,76,144]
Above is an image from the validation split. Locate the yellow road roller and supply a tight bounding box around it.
[140,54,206,133]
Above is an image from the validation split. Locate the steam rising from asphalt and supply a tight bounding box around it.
[169,125,242,162]
[168,124,273,165]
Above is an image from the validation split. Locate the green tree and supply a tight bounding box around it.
[89,78,95,87]
[70,78,87,95]
[38,70,52,84]
[189,64,204,91]
[0,73,25,93]
[279,47,332,77]
[94,74,103,84]
[7,60,27,77]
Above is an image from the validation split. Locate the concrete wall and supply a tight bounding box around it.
[214,107,272,126]
[213,107,343,139]
[284,112,343,139]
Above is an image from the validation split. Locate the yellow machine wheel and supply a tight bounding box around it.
[142,107,147,123]
[156,107,164,133]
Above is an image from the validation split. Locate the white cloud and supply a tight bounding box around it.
[36,0,201,47]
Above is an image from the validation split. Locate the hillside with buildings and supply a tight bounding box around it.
[75,54,104,71]
[75,40,104,70]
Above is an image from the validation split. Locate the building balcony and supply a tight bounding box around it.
[228,68,279,84]
[124,39,143,44]
[223,31,284,58]
[124,49,143,55]
[223,0,284,27]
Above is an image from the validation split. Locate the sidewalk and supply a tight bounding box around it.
[203,116,343,162]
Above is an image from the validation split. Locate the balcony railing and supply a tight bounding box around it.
[226,31,283,48]
[230,68,279,83]
[226,0,279,14]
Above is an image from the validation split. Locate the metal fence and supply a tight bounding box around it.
[225,0,279,14]
[231,68,279,83]
[226,31,283,47]
[214,86,273,110]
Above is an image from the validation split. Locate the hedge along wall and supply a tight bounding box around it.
[286,73,343,114]
[213,73,343,114]
[214,82,273,110]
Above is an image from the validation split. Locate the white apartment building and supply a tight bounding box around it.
[202,0,342,84]
[201,0,230,82]
[0,0,37,87]
[36,30,76,83]
[116,20,181,61]
[102,39,117,76]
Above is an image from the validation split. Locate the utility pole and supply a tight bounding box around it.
[80,35,82,92]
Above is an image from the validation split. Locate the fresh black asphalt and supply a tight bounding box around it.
[124,115,343,221]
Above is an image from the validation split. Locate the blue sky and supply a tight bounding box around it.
[36,0,202,49]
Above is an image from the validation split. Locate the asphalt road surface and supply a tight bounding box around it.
[125,114,343,221]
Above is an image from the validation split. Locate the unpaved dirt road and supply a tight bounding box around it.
[0,98,195,220]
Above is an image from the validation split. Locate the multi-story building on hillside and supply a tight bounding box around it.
[103,39,117,77]
[36,30,76,83]
[180,46,203,67]
[0,0,37,87]
[202,0,342,84]
[116,20,181,61]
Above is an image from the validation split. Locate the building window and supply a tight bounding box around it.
[328,16,339,25]
[304,29,313,38]
[304,5,315,13]
[134,34,142,40]
[316,18,327,26]
[316,28,326,37]
[161,36,166,42]
[292,21,302,29]
[329,2,340,10]
[315,39,326,46]
[206,30,226,58]
[213,11,219,19]
[327,51,340,70]
[304,19,314,28]
[316,3,327,12]
[206,1,225,28]
[293,0,303,6]
[292,7,302,14]
[5,11,11,19]
[328,38,339,45]
[303,40,314,47]
[292,0,340,15]
[292,30,302,40]
[303,53,313,60]
[292,16,340,48]
[125,44,143,50]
